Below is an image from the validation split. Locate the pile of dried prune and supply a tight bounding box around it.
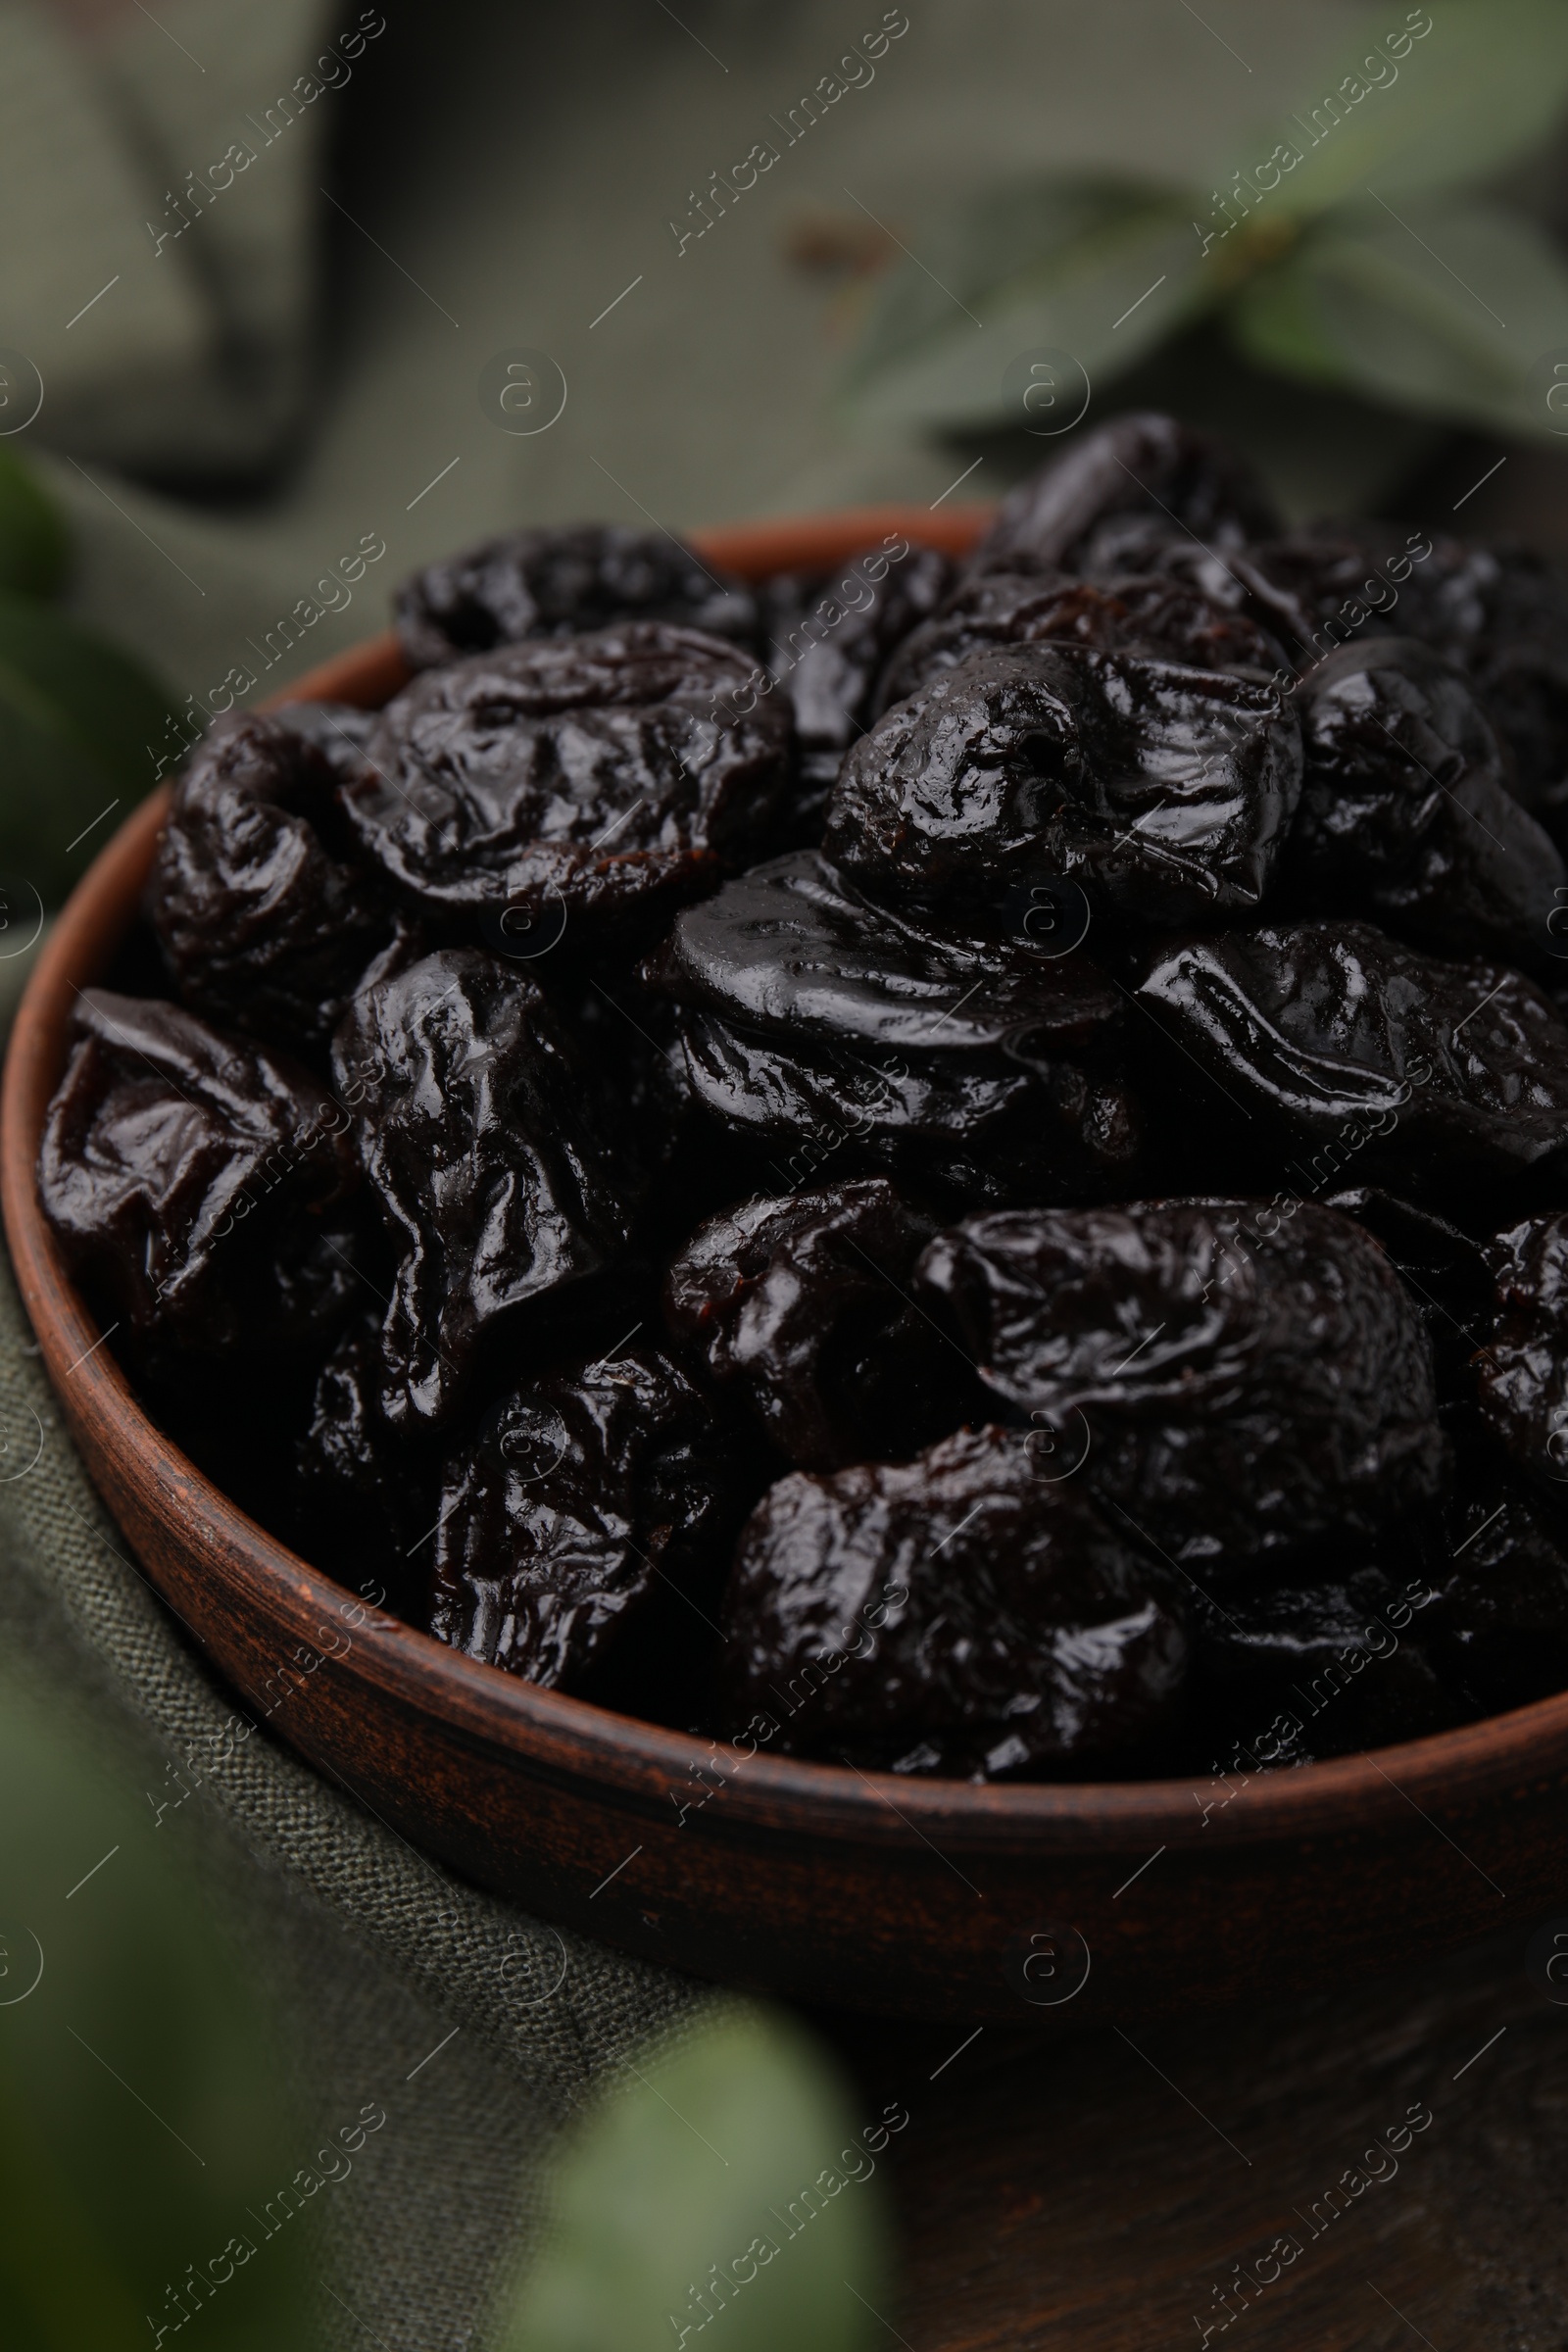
[39,413,1568,1781]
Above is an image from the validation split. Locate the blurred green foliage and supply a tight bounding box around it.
[0,1669,310,2349]
[844,1,1568,446]
[500,2007,895,2352]
[0,449,177,912]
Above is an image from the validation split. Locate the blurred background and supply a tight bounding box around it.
[8,2,1568,2344]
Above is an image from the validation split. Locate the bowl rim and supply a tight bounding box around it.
[6,499,1568,1860]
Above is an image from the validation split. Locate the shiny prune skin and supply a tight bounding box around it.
[1430,1475,1568,1714]
[344,623,792,942]
[720,1423,1188,1778]
[663,1180,982,1469]
[38,990,359,1357]
[395,523,759,670]
[428,1347,735,1698]
[265,699,379,784]
[825,643,1302,930]
[1137,918,1568,1207]
[966,413,1279,579]
[1186,1559,1457,1766]
[145,714,393,1047]
[878,569,1288,712]
[915,1199,1445,1572]
[761,544,955,824]
[1285,638,1564,970]
[1476,1213,1568,1497]
[331,949,654,1427]
[291,1312,434,1619]
[645,850,1142,1205]
[1322,1186,1495,1407]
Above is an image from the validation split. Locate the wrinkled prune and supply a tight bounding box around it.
[1285,639,1564,969]
[39,990,359,1356]
[1187,1559,1456,1765]
[915,1199,1445,1570]
[663,1179,981,1468]
[428,1347,734,1699]
[645,850,1142,1203]
[878,569,1288,712]
[1420,539,1568,810]
[1137,919,1568,1204]
[331,949,655,1426]
[1431,1475,1568,1713]
[344,624,791,941]
[1476,1213,1568,1496]
[265,699,379,784]
[395,523,758,670]
[966,412,1279,579]
[761,543,955,824]
[1322,1186,1494,1405]
[290,1313,434,1618]
[721,1423,1187,1777]
[145,714,393,1046]
[825,644,1301,929]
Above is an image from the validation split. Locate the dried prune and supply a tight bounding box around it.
[1430,1475,1568,1713]
[966,413,1279,579]
[721,1422,1187,1777]
[761,542,955,822]
[1137,919,1568,1206]
[915,1200,1445,1571]
[1284,638,1564,968]
[1322,1187,1494,1406]
[824,644,1301,930]
[428,1347,735,1700]
[395,523,758,670]
[878,569,1287,711]
[265,699,379,784]
[1420,539,1568,810]
[645,849,1141,1204]
[1187,1559,1456,1766]
[331,949,655,1426]
[663,1179,981,1468]
[38,990,359,1356]
[145,714,393,1046]
[290,1312,435,1618]
[343,624,791,942]
[1476,1212,1568,1496]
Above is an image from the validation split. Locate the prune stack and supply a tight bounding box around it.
[38,448,1568,1779]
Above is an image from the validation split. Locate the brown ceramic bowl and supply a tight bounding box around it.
[4,505,1564,2025]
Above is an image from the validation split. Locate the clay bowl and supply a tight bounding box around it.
[5,504,1563,2026]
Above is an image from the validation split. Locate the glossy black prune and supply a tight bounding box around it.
[1475,1213,1568,1496]
[428,1347,734,1698]
[264,699,379,784]
[331,949,655,1427]
[291,1312,434,1618]
[1430,1475,1568,1714]
[824,643,1302,930]
[721,1422,1188,1778]
[1186,1559,1456,1766]
[966,412,1279,579]
[1137,919,1568,1205]
[395,523,759,670]
[663,1179,982,1469]
[1420,539,1568,810]
[915,1199,1445,1571]
[1285,638,1564,969]
[761,542,955,823]
[343,624,792,941]
[878,569,1288,712]
[645,850,1142,1204]
[145,714,393,1046]
[1322,1186,1495,1406]
[38,990,359,1356]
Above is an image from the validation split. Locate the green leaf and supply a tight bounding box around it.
[1229,195,1568,440]
[499,2007,894,2352]
[839,178,1217,431]
[0,594,178,906]
[0,1668,309,2350]
[1207,2,1568,226]
[0,449,70,599]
